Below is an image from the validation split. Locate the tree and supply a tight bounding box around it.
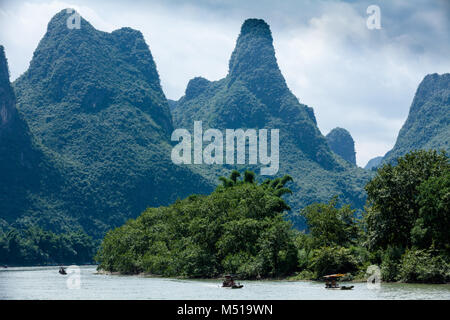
[364,150,449,249]
[300,196,358,249]
[416,169,450,251]
[243,170,255,183]
[309,246,358,278]
[398,248,449,283]
[96,170,298,278]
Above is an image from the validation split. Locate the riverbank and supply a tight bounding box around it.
[95,268,450,285]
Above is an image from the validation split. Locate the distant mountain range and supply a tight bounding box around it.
[1,10,448,237]
[364,156,383,170]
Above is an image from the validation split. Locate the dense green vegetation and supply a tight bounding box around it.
[365,150,449,250]
[96,170,298,278]
[0,225,96,265]
[97,151,449,283]
[291,197,365,279]
[363,150,450,283]
[294,150,450,282]
[326,127,356,165]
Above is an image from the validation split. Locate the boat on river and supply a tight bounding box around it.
[222,275,243,289]
[324,274,354,290]
[59,267,67,275]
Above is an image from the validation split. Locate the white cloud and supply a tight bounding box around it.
[104,5,238,100]
[274,1,450,166]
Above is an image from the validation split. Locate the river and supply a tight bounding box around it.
[1,266,449,300]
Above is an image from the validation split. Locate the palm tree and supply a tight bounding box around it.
[219,169,255,188]
[218,171,293,197]
[262,174,293,197]
[243,170,255,183]
[230,170,241,183]
[218,176,233,188]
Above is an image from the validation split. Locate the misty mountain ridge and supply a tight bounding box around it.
[364,156,383,170]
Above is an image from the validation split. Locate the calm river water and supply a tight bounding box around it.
[1,266,449,300]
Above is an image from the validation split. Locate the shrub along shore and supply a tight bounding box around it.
[96,150,450,284]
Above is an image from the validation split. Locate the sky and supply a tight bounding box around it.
[0,0,449,167]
